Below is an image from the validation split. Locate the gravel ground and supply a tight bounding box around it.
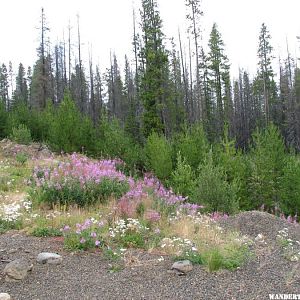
[1,211,299,300]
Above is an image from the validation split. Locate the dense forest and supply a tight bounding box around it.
[0,0,299,220]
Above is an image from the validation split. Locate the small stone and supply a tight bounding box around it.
[37,252,62,265]
[4,258,33,282]
[171,260,193,274]
[0,293,11,300]
[7,249,17,254]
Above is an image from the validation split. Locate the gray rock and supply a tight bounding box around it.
[171,260,193,274]
[4,258,33,282]
[37,252,62,265]
[0,293,11,300]
[7,249,17,254]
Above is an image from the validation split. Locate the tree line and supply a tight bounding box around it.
[0,1,299,149]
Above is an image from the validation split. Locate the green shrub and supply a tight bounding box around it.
[15,152,28,165]
[119,231,145,248]
[203,245,250,272]
[173,124,209,172]
[0,218,23,234]
[279,156,300,218]
[191,151,239,214]
[214,131,248,210]
[97,117,144,173]
[145,132,173,181]
[48,93,83,153]
[248,124,286,211]
[10,124,32,145]
[33,178,129,208]
[31,227,62,237]
[170,152,196,196]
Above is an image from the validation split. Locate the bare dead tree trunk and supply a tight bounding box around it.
[178,29,189,121]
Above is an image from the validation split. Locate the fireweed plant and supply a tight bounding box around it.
[62,218,107,251]
[30,154,130,207]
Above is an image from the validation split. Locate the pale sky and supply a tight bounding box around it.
[0,0,300,78]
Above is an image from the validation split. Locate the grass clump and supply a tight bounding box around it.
[0,218,23,234]
[31,226,62,237]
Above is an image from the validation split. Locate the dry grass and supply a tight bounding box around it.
[163,214,250,258]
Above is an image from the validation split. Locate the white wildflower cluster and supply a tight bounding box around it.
[277,228,300,262]
[0,159,10,170]
[169,211,212,226]
[45,211,72,220]
[109,218,149,238]
[0,198,32,222]
[160,237,197,256]
[234,235,254,246]
[0,202,22,221]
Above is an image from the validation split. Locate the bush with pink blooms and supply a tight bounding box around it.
[30,153,197,219]
[30,154,129,207]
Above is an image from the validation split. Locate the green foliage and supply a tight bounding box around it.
[97,117,144,173]
[48,93,85,153]
[214,130,248,209]
[15,152,28,165]
[279,155,300,217]
[203,245,250,272]
[175,251,203,265]
[64,232,100,251]
[10,124,32,145]
[119,231,145,248]
[173,124,209,172]
[248,124,286,211]
[204,248,223,272]
[145,132,173,181]
[31,227,62,237]
[0,101,7,138]
[140,0,169,138]
[207,23,231,136]
[78,116,97,155]
[170,152,195,196]
[5,102,48,142]
[191,151,239,214]
[33,178,129,208]
[0,218,23,234]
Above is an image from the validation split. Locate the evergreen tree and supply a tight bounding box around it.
[207,23,231,139]
[0,64,9,111]
[70,63,88,114]
[0,100,7,138]
[30,54,54,109]
[257,23,277,126]
[139,0,169,138]
[248,124,286,211]
[13,63,28,107]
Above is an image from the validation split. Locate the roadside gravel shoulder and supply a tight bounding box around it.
[0,212,299,300]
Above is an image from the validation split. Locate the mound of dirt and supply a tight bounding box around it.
[219,211,300,243]
[0,139,53,159]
